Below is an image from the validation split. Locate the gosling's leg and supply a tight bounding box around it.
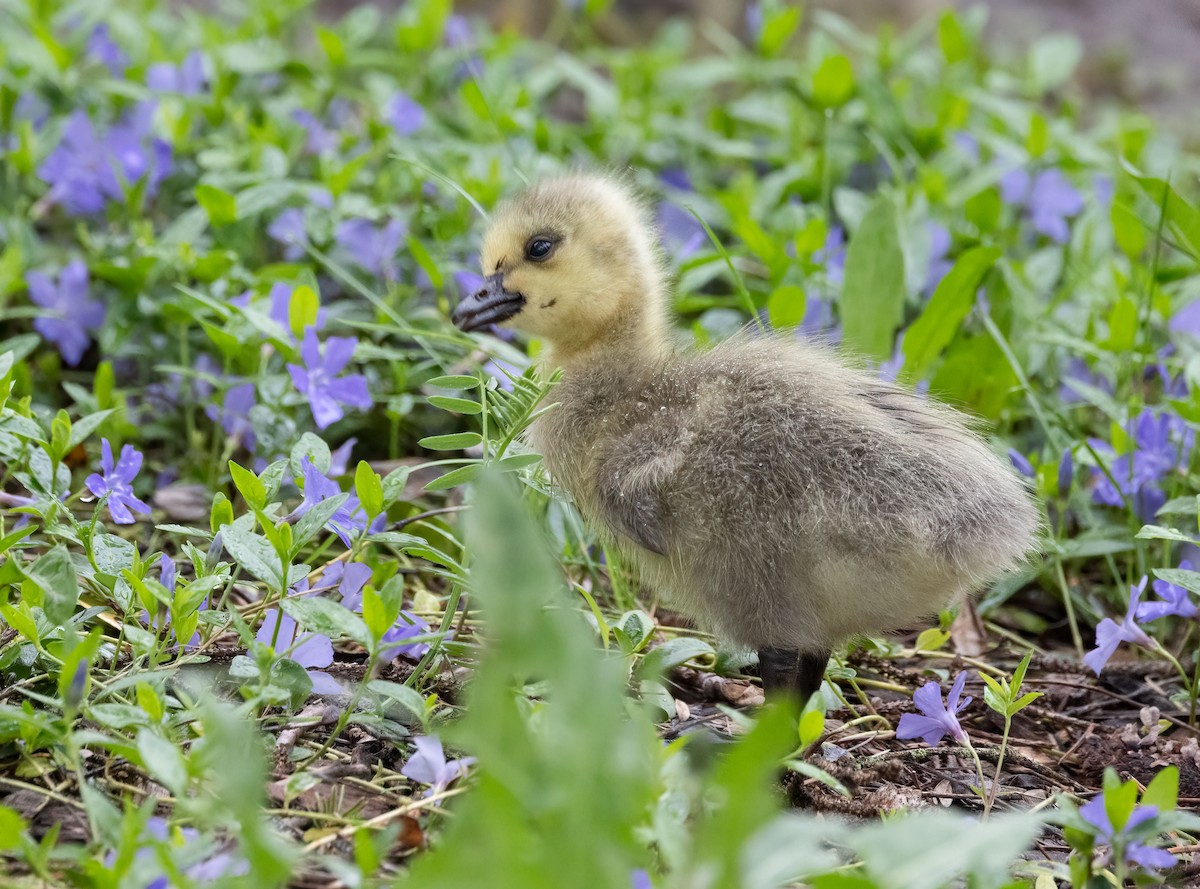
[759,647,830,704]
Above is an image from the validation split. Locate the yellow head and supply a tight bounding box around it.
[452,174,670,364]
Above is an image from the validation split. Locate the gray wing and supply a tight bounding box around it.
[594,434,685,556]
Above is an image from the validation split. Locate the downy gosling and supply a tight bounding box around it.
[452,174,1040,702]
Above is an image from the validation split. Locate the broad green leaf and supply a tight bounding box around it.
[367,680,427,724]
[767,285,807,329]
[427,375,480,390]
[0,805,26,851]
[841,199,906,361]
[636,637,715,680]
[220,527,284,590]
[423,463,483,492]
[902,246,1000,378]
[1151,568,1200,596]
[291,492,350,551]
[356,461,384,519]
[25,544,79,626]
[427,395,483,415]
[812,54,855,109]
[195,184,237,226]
[1142,766,1179,813]
[228,460,266,510]
[136,729,188,796]
[418,432,483,450]
[288,285,320,339]
[281,594,370,647]
[1105,779,1139,833]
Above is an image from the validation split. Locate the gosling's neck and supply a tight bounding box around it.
[541,304,675,380]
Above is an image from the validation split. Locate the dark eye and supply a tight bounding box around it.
[526,238,554,262]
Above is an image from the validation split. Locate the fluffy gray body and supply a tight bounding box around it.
[528,333,1039,654]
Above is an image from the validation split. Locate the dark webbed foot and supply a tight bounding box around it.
[758,647,830,704]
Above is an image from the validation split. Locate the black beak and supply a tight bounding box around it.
[451,273,525,333]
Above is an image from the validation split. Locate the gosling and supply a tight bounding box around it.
[452,174,1040,702]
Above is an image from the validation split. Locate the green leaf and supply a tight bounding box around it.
[0,805,27,851]
[367,680,428,725]
[356,461,384,520]
[1142,766,1179,813]
[841,199,906,361]
[1111,202,1147,258]
[902,246,1000,378]
[767,285,807,329]
[1029,33,1082,92]
[423,463,483,492]
[427,395,483,415]
[427,375,480,390]
[228,460,266,510]
[288,285,320,339]
[937,11,971,63]
[1151,568,1200,596]
[291,492,350,551]
[1010,650,1034,692]
[1104,778,1139,832]
[281,595,370,647]
[25,544,79,626]
[290,432,332,477]
[0,602,40,644]
[636,637,715,680]
[758,7,802,55]
[812,54,855,109]
[418,432,483,451]
[797,706,825,749]
[67,409,116,449]
[785,759,851,798]
[136,729,188,796]
[381,465,412,505]
[195,183,238,226]
[220,527,284,590]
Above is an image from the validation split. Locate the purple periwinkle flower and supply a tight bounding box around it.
[401,735,474,798]
[1084,578,1155,675]
[256,608,341,695]
[38,103,172,215]
[745,1,763,41]
[292,109,338,154]
[325,561,372,611]
[146,51,207,94]
[328,437,358,477]
[1137,562,1199,622]
[1170,299,1200,339]
[1091,409,1192,521]
[386,91,426,136]
[658,202,706,263]
[952,132,980,162]
[1001,168,1084,243]
[924,222,952,295]
[814,225,846,285]
[334,217,407,280]
[1008,449,1035,478]
[25,260,104,366]
[87,24,128,75]
[86,439,152,524]
[1058,448,1074,495]
[1059,356,1112,405]
[1078,797,1178,871]
[204,382,257,450]
[160,552,177,592]
[267,208,309,260]
[289,458,380,547]
[379,612,432,660]
[895,671,971,747]
[287,328,371,430]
